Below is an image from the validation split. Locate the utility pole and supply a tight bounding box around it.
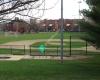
[78,0,81,32]
[60,0,64,63]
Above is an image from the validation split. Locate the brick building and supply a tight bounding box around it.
[39,19,79,32]
[0,18,80,33]
[4,18,30,33]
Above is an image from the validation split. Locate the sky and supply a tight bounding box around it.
[41,0,88,19]
[2,0,88,21]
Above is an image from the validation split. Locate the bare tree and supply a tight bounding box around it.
[0,0,46,22]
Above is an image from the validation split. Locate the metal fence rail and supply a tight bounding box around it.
[0,36,100,56]
[0,45,25,55]
[30,46,60,56]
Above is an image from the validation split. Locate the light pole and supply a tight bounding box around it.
[78,0,81,32]
[60,0,64,63]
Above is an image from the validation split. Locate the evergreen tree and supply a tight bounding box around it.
[80,0,100,48]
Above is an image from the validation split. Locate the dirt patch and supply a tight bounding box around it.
[81,46,100,52]
[0,40,47,49]
[0,55,90,61]
[24,55,90,60]
[0,55,24,61]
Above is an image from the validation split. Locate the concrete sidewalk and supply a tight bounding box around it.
[0,55,89,61]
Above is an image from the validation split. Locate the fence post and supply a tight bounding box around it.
[24,45,25,55]
[30,45,31,56]
[44,47,46,56]
[86,41,88,55]
[69,36,72,56]
[57,46,58,56]
[11,45,13,55]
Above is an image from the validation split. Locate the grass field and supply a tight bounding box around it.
[0,55,100,80]
[0,32,94,55]
[0,32,100,80]
[0,32,85,44]
[31,41,86,48]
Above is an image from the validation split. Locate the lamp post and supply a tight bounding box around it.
[60,0,64,63]
[78,0,81,32]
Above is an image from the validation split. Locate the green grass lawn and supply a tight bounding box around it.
[0,32,85,44]
[0,55,100,80]
[0,32,100,80]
